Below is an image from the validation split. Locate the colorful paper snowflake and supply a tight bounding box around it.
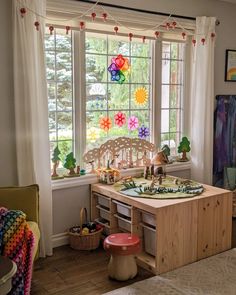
[114,112,126,127]
[134,87,148,105]
[128,116,139,130]
[108,54,130,84]
[138,125,150,139]
[100,116,112,131]
[87,127,99,142]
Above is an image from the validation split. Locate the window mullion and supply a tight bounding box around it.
[151,39,162,149]
[74,30,86,167]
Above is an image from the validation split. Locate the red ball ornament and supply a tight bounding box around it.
[49,25,54,35]
[172,21,177,28]
[166,22,170,29]
[201,38,205,45]
[34,21,40,31]
[142,36,146,43]
[128,33,133,42]
[20,8,26,18]
[80,21,85,30]
[102,13,107,21]
[91,12,96,21]
[66,26,71,34]
[182,32,186,39]
[192,39,196,46]
[154,31,160,39]
[114,26,119,34]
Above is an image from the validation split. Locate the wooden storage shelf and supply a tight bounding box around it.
[91,181,232,275]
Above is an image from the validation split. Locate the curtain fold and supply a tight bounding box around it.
[13,0,52,257]
[190,16,216,185]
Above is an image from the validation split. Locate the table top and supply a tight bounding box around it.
[92,177,232,213]
[0,256,17,285]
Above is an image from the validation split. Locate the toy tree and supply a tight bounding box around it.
[63,152,76,175]
[51,146,61,177]
[178,137,191,161]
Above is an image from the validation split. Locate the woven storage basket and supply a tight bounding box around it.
[68,208,103,250]
[233,191,236,218]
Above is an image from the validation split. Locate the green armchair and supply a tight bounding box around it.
[0,184,40,260]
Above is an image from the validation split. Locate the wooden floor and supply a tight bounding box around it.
[31,245,153,295]
[32,219,236,295]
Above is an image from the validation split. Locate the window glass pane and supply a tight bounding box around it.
[56,31,71,51]
[46,52,55,80]
[108,38,129,56]
[131,58,149,83]
[86,35,107,54]
[161,110,169,133]
[162,42,170,59]
[161,133,169,147]
[131,84,149,109]
[170,60,183,84]
[86,83,107,110]
[57,112,73,138]
[162,59,170,84]
[48,83,56,111]
[86,54,107,83]
[56,52,72,81]
[161,85,169,108]
[170,110,176,132]
[57,82,72,111]
[49,112,56,130]
[45,34,55,50]
[170,85,181,108]
[108,84,129,110]
[131,41,149,57]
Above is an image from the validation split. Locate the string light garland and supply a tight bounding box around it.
[17,0,216,46]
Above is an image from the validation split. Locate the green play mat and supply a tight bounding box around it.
[113,176,204,199]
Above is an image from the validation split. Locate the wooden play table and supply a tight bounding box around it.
[91,179,232,274]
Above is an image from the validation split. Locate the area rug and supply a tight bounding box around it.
[104,249,236,295]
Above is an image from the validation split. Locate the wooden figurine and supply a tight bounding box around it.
[63,152,77,176]
[177,137,191,161]
[89,160,96,174]
[51,146,63,179]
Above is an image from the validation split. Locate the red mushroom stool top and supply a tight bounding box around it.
[104,233,140,256]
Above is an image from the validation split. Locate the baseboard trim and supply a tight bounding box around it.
[52,233,69,248]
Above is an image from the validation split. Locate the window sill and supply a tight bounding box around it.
[52,161,191,191]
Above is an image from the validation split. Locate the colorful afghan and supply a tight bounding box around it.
[0,207,34,295]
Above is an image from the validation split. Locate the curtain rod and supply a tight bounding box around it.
[75,0,196,21]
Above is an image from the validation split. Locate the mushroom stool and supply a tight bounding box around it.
[104,233,140,281]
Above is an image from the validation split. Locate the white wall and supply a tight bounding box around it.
[1,0,236,238]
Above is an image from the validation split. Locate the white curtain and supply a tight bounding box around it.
[13,0,53,256]
[190,16,216,185]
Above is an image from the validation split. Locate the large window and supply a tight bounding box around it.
[45,29,73,165]
[86,33,151,150]
[45,29,186,165]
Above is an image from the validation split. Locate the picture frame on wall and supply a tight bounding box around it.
[225,49,236,81]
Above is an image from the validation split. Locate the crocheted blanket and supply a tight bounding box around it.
[0,207,34,295]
